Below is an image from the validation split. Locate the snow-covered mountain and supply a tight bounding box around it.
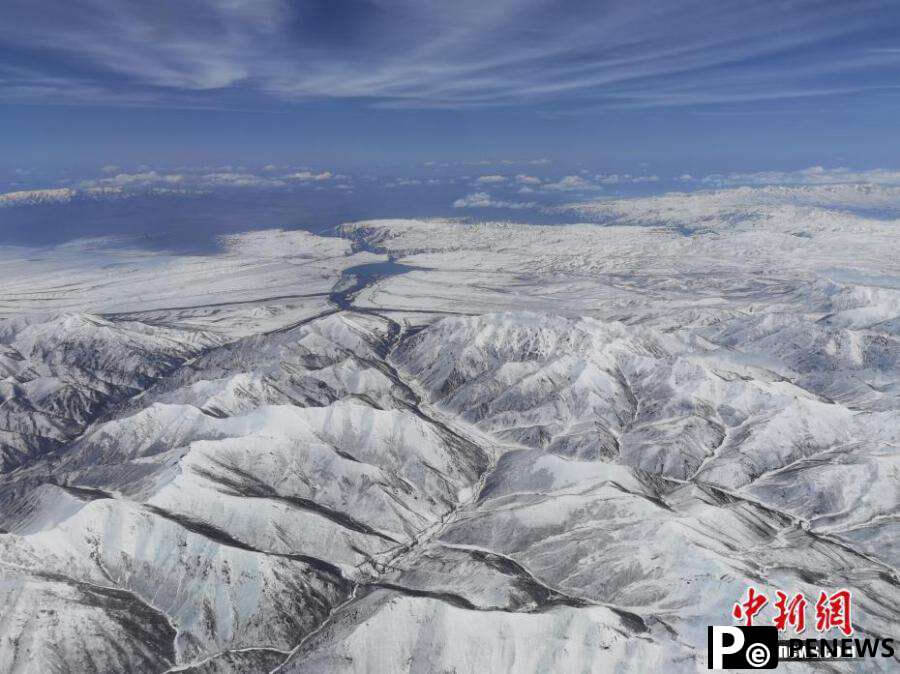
[0,188,898,672]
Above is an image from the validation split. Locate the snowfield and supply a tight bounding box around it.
[0,185,897,672]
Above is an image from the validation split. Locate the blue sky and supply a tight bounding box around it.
[3,0,900,174]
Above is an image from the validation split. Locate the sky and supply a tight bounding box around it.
[3,1,900,248]
[3,0,900,172]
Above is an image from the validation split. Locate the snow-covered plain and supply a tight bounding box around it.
[0,185,898,672]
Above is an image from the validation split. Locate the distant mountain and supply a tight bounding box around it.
[0,192,898,672]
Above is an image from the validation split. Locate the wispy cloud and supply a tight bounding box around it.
[82,171,185,188]
[284,171,333,182]
[595,173,659,185]
[200,172,284,188]
[428,159,553,168]
[384,178,423,188]
[3,1,898,110]
[516,174,542,185]
[453,191,536,209]
[540,175,602,192]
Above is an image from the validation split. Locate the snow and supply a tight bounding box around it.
[0,189,898,671]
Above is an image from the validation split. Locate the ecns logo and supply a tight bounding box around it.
[708,626,779,669]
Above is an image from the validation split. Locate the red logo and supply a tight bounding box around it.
[732,587,853,635]
[774,591,807,633]
[815,590,853,636]
[732,586,768,626]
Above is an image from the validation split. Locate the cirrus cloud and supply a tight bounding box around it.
[2,1,898,112]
